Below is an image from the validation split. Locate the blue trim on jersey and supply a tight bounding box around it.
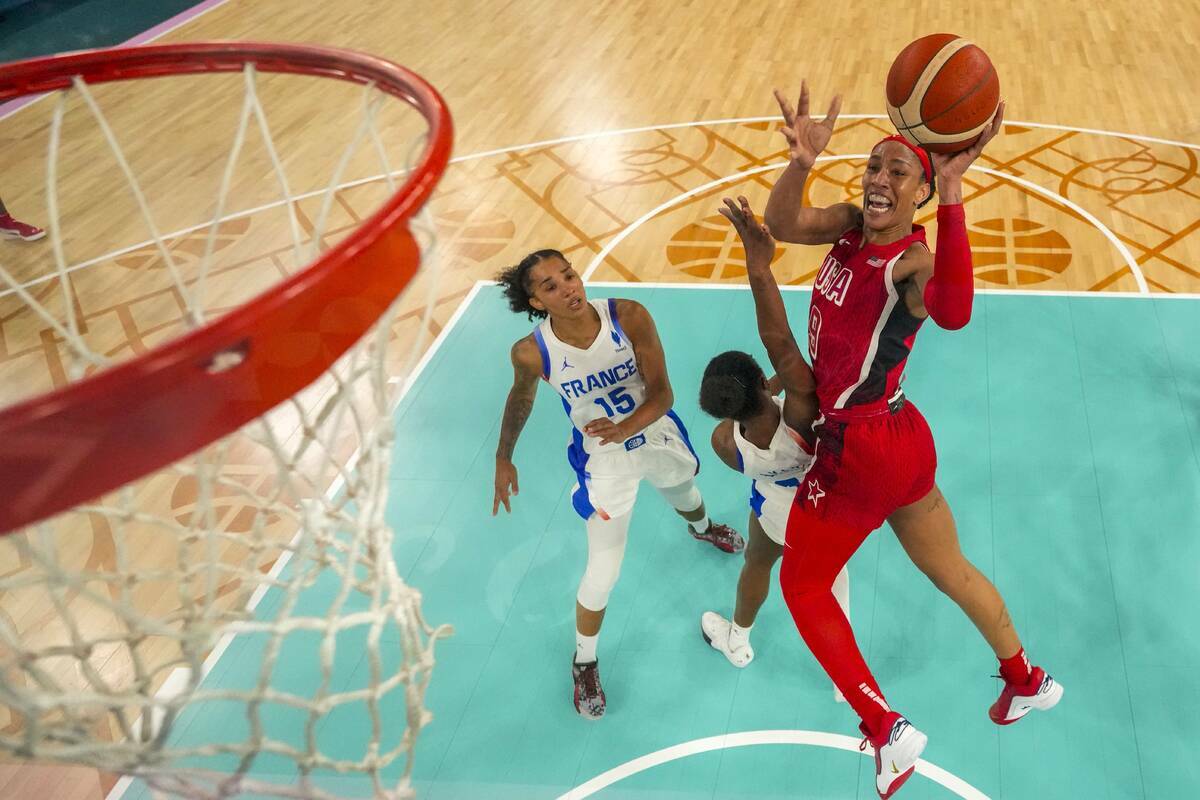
[665,409,700,475]
[532,327,551,379]
[567,427,596,520]
[735,447,744,473]
[750,477,798,518]
[607,298,628,347]
[750,481,765,518]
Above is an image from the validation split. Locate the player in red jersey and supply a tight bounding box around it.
[755,82,1062,798]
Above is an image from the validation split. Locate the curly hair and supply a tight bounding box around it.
[495,249,567,321]
[699,350,766,421]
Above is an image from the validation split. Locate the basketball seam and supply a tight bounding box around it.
[894,102,912,139]
[918,64,998,131]
[889,33,959,106]
[897,38,972,124]
[899,119,993,144]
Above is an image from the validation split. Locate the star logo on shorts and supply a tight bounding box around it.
[807,478,825,506]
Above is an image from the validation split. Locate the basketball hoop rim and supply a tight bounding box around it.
[0,42,453,534]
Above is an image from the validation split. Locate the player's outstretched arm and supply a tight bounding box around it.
[719,196,817,408]
[493,337,542,515]
[903,102,1006,330]
[763,82,859,245]
[583,300,673,446]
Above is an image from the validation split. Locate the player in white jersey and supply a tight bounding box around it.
[694,197,850,687]
[492,249,744,719]
[698,354,849,689]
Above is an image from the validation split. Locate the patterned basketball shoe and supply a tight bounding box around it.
[690,521,745,553]
[859,712,927,799]
[572,658,606,719]
[989,666,1063,725]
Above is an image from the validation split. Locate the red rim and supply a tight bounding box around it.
[0,43,453,534]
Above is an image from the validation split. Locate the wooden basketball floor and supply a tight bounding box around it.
[1,1,1197,798]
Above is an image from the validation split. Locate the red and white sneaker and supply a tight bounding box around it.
[690,521,745,553]
[572,658,606,720]
[0,214,46,242]
[989,666,1063,725]
[859,712,927,799]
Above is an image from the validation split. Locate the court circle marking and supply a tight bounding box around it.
[557,728,991,800]
[577,154,1147,293]
[2,113,1186,301]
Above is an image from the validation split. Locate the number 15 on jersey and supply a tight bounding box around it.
[594,387,635,417]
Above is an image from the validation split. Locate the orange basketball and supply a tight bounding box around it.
[885,34,999,154]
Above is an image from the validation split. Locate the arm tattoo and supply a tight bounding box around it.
[496,388,535,460]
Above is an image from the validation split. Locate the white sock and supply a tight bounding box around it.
[575,631,598,664]
[689,513,710,533]
[729,622,751,649]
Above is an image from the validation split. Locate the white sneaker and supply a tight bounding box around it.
[699,611,754,667]
[859,712,927,799]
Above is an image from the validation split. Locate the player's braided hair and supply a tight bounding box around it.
[496,249,566,321]
[699,350,766,421]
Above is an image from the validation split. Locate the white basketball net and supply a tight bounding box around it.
[0,62,451,799]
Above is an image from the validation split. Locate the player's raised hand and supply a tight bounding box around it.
[930,101,1005,181]
[775,81,842,169]
[719,196,775,270]
[493,458,519,515]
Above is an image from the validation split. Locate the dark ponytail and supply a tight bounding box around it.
[496,249,566,320]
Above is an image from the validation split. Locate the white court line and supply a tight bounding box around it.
[104,280,489,800]
[970,165,1148,293]
[557,729,990,800]
[578,155,1149,294]
[578,157,787,281]
[0,0,236,123]
[457,113,1200,161]
[2,113,1193,301]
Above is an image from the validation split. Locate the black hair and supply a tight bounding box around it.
[916,149,936,209]
[699,351,766,421]
[495,249,567,320]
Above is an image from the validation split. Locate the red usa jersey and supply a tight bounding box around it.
[807,225,928,412]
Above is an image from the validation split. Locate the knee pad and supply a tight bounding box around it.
[657,480,702,514]
[576,512,631,611]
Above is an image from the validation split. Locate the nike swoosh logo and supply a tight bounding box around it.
[891,761,900,774]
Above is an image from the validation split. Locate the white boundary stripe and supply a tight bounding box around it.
[1,112,1193,301]
[557,729,991,800]
[454,113,1200,161]
[0,0,236,123]
[104,280,489,800]
[970,165,1148,293]
[580,158,789,280]
[578,155,1149,294]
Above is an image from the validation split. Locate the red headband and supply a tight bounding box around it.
[876,134,932,182]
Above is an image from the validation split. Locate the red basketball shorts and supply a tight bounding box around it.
[792,400,937,532]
